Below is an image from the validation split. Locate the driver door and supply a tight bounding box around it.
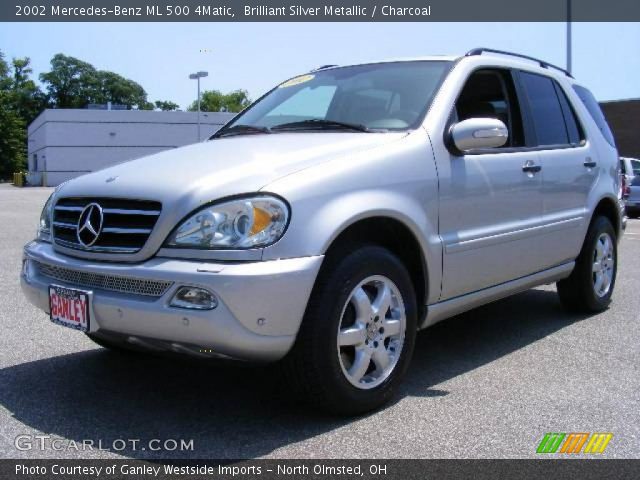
[437,68,545,300]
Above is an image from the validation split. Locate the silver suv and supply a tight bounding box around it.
[21,49,623,414]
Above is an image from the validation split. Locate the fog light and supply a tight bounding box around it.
[170,286,218,310]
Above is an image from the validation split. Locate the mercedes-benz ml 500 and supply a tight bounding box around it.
[22,49,623,413]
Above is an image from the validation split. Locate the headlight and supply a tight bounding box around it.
[165,196,289,249]
[37,194,54,242]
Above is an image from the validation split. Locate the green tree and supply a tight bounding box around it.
[92,70,152,109]
[0,52,26,179]
[138,100,155,110]
[39,53,96,108]
[40,53,155,110]
[187,89,251,113]
[154,100,180,111]
[223,89,252,112]
[11,57,49,124]
[0,92,26,179]
[0,51,10,89]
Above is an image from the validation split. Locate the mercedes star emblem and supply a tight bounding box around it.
[77,203,104,247]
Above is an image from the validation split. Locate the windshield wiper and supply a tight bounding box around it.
[215,124,272,138]
[271,119,377,133]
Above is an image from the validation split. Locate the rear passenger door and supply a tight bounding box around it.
[518,71,596,268]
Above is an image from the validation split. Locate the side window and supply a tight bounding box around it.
[631,160,640,176]
[572,84,616,147]
[520,72,568,146]
[454,69,525,147]
[554,83,584,145]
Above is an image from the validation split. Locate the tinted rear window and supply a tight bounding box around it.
[555,84,584,145]
[572,85,616,147]
[520,72,568,146]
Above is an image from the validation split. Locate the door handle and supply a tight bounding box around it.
[584,160,597,168]
[522,162,542,173]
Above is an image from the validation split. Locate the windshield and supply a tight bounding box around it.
[216,61,451,135]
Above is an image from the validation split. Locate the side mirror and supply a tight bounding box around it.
[449,118,508,153]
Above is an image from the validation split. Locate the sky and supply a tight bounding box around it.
[1,22,638,109]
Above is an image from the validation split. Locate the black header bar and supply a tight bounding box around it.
[2,459,640,480]
[3,0,640,22]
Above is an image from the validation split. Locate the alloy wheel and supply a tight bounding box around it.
[337,275,406,390]
[592,232,615,298]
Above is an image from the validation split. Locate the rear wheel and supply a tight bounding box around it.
[557,216,617,313]
[281,245,417,415]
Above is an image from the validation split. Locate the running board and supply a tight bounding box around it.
[420,262,575,329]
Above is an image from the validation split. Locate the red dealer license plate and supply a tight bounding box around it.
[49,285,91,332]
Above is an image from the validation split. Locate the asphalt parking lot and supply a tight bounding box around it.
[0,183,638,459]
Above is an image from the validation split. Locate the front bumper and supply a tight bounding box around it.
[21,241,323,362]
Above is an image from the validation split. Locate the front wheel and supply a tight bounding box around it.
[557,216,617,313]
[282,245,417,415]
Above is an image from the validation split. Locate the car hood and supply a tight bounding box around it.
[53,131,406,262]
[58,132,406,204]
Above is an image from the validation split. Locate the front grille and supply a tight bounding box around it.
[35,261,173,297]
[52,197,162,254]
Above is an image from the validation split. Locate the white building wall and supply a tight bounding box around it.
[27,109,235,186]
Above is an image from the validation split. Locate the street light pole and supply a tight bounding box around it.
[566,0,572,74]
[189,71,208,142]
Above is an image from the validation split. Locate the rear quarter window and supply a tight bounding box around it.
[554,84,584,145]
[572,85,616,147]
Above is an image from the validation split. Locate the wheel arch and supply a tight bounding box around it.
[591,195,622,238]
[322,216,430,322]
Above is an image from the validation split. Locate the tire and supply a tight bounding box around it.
[281,244,418,415]
[557,216,617,313]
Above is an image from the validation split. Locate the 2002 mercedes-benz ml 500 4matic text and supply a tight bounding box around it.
[22,49,624,414]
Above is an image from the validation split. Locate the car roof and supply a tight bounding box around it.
[310,55,458,72]
[316,52,573,83]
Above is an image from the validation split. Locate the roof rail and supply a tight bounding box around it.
[465,48,573,78]
[311,64,338,72]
